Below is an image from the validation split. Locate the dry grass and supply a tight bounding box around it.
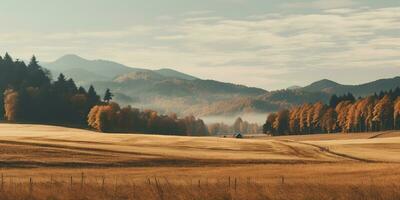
[1,164,400,200]
[1,124,400,199]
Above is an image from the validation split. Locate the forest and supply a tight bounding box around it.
[0,53,208,136]
[263,90,400,136]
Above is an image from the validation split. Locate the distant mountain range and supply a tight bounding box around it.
[42,54,400,117]
[43,54,197,84]
[299,77,400,97]
[42,55,266,115]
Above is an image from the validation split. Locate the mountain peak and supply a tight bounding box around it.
[311,79,340,87]
[316,79,337,83]
[300,79,341,93]
[55,54,87,63]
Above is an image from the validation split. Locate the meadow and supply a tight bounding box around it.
[0,124,400,199]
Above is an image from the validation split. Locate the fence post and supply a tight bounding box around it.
[70,176,73,190]
[81,172,84,189]
[1,174,3,191]
[29,177,33,195]
[281,176,285,184]
[147,177,151,185]
[228,176,231,189]
[234,178,237,192]
[102,176,105,191]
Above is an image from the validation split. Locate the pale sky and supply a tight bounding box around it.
[1,0,400,90]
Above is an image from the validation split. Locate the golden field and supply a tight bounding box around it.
[0,124,400,200]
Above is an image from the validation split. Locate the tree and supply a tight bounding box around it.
[3,89,19,121]
[233,117,243,133]
[329,94,339,108]
[263,113,277,135]
[311,102,326,133]
[273,109,290,135]
[27,55,50,87]
[87,85,100,105]
[321,107,336,133]
[373,95,394,131]
[289,106,301,134]
[299,104,312,134]
[394,97,400,129]
[103,88,113,103]
[345,103,357,133]
[335,101,352,132]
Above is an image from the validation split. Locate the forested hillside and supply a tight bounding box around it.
[0,53,208,136]
[44,55,400,117]
[300,77,400,97]
[0,53,101,125]
[264,90,400,136]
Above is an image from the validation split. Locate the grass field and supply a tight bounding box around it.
[0,124,400,199]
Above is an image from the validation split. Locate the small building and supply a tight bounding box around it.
[233,132,243,139]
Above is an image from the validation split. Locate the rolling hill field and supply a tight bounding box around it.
[1,124,400,200]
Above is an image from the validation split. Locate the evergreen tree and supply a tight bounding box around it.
[103,88,113,103]
[329,94,339,108]
[87,85,100,105]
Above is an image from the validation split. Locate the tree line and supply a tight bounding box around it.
[0,53,209,136]
[263,89,400,136]
[208,117,260,135]
[87,102,209,136]
[0,53,101,125]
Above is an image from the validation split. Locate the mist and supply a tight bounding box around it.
[201,113,269,125]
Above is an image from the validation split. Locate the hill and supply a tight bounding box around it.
[43,54,268,115]
[301,77,400,97]
[42,54,400,118]
[42,54,197,84]
[185,89,330,116]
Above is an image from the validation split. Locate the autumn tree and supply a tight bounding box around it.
[394,97,400,129]
[233,117,243,133]
[266,90,399,136]
[335,101,352,132]
[263,113,277,135]
[273,109,290,135]
[289,106,300,134]
[3,89,19,122]
[321,107,336,133]
[311,102,327,133]
[372,95,394,131]
[299,104,312,134]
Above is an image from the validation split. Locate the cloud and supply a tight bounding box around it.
[1,6,400,90]
[282,0,359,10]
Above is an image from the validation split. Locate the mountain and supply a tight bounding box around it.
[185,89,331,116]
[43,54,267,115]
[93,73,267,113]
[42,54,198,84]
[301,79,341,93]
[42,54,400,118]
[300,77,400,97]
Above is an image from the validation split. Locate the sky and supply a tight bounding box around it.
[1,0,400,90]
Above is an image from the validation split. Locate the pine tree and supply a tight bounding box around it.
[329,94,339,108]
[103,88,113,103]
